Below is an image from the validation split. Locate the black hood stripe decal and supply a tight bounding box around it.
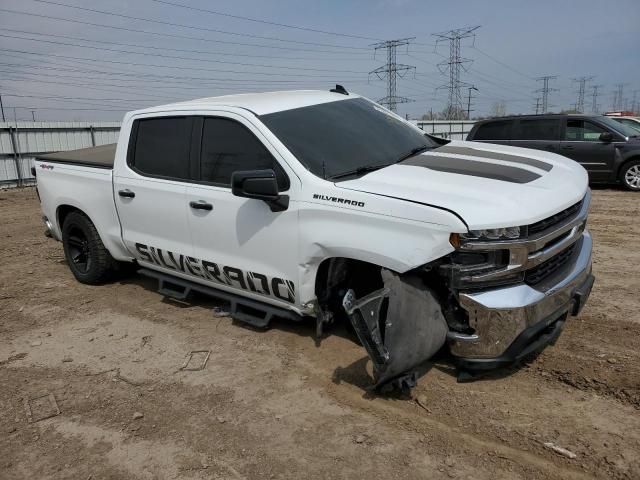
[434,145,553,172]
[401,155,541,184]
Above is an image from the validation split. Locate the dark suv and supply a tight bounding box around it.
[466,114,640,190]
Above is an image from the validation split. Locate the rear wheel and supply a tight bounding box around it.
[61,211,115,284]
[620,160,640,191]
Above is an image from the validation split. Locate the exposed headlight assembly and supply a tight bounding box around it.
[462,226,521,240]
[445,226,525,289]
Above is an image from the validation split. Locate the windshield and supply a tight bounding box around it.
[261,97,437,180]
[598,116,639,137]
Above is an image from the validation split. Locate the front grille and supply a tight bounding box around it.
[529,200,583,236]
[525,243,577,285]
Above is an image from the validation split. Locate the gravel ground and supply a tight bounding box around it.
[0,186,638,480]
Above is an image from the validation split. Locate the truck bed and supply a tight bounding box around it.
[36,143,116,169]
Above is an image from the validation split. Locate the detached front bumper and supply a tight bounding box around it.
[448,230,594,369]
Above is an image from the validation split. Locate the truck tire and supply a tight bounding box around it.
[61,211,115,284]
[620,160,640,191]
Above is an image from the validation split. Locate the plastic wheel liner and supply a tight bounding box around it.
[342,269,449,391]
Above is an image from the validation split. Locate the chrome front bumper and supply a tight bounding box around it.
[449,230,593,361]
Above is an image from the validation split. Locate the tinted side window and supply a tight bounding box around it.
[513,119,559,140]
[131,117,193,179]
[200,118,289,190]
[565,120,606,141]
[473,121,511,140]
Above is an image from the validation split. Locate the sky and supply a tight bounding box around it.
[0,0,638,121]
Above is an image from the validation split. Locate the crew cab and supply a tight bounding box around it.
[467,114,640,190]
[34,89,595,390]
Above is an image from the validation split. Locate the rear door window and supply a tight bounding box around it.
[473,120,511,140]
[130,117,194,180]
[513,119,560,140]
[200,117,289,190]
[565,120,607,141]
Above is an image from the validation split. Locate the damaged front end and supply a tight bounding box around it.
[341,269,448,391]
[335,193,594,391]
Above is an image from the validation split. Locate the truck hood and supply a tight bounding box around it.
[336,140,589,230]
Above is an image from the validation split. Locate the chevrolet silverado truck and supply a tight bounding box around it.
[33,88,595,390]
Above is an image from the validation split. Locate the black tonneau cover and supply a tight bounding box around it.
[36,143,116,169]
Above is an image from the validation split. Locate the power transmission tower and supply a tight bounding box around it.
[369,38,415,112]
[432,25,480,120]
[573,76,593,113]
[590,84,603,113]
[533,97,541,114]
[612,84,625,111]
[535,76,558,113]
[632,90,639,115]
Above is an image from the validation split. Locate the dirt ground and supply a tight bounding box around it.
[0,186,638,480]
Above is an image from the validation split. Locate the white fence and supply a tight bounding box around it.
[0,122,121,188]
[412,120,476,140]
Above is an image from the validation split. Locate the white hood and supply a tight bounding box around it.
[336,140,589,230]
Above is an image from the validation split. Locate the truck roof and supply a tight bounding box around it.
[130,89,359,117]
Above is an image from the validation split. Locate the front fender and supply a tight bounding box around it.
[297,201,463,306]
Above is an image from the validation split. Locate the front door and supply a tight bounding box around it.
[185,113,299,309]
[114,116,195,273]
[560,119,616,182]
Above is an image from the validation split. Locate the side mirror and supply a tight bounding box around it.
[599,132,613,142]
[231,169,289,212]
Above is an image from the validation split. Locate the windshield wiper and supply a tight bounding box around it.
[328,164,387,180]
[328,145,432,180]
[394,145,430,163]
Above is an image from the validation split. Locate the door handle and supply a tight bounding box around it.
[561,145,574,150]
[189,200,213,211]
[118,189,135,198]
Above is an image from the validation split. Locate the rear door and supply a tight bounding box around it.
[511,117,561,153]
[469,119,512,146]
[185,112,299,309]
[559,118,616,181]
[114,115,196,271]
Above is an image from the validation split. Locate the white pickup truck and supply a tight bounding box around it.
[34,88,594,390]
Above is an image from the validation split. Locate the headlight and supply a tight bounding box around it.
[462,226,521,240]
[444,226,525,289]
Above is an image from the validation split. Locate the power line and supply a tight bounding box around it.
[369,38,416,112]
[572,76,594,113]
[0,54,355,85]
[0,7,370,54]
[0,66,323,91]
[30,0,370,50]
[433,25,480,120]
[0,48,366,79]
[148,0,381,41]
[535,75,558,113]
[0,28,372,62]
[0,33,370,74]
[470,46,533,80]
